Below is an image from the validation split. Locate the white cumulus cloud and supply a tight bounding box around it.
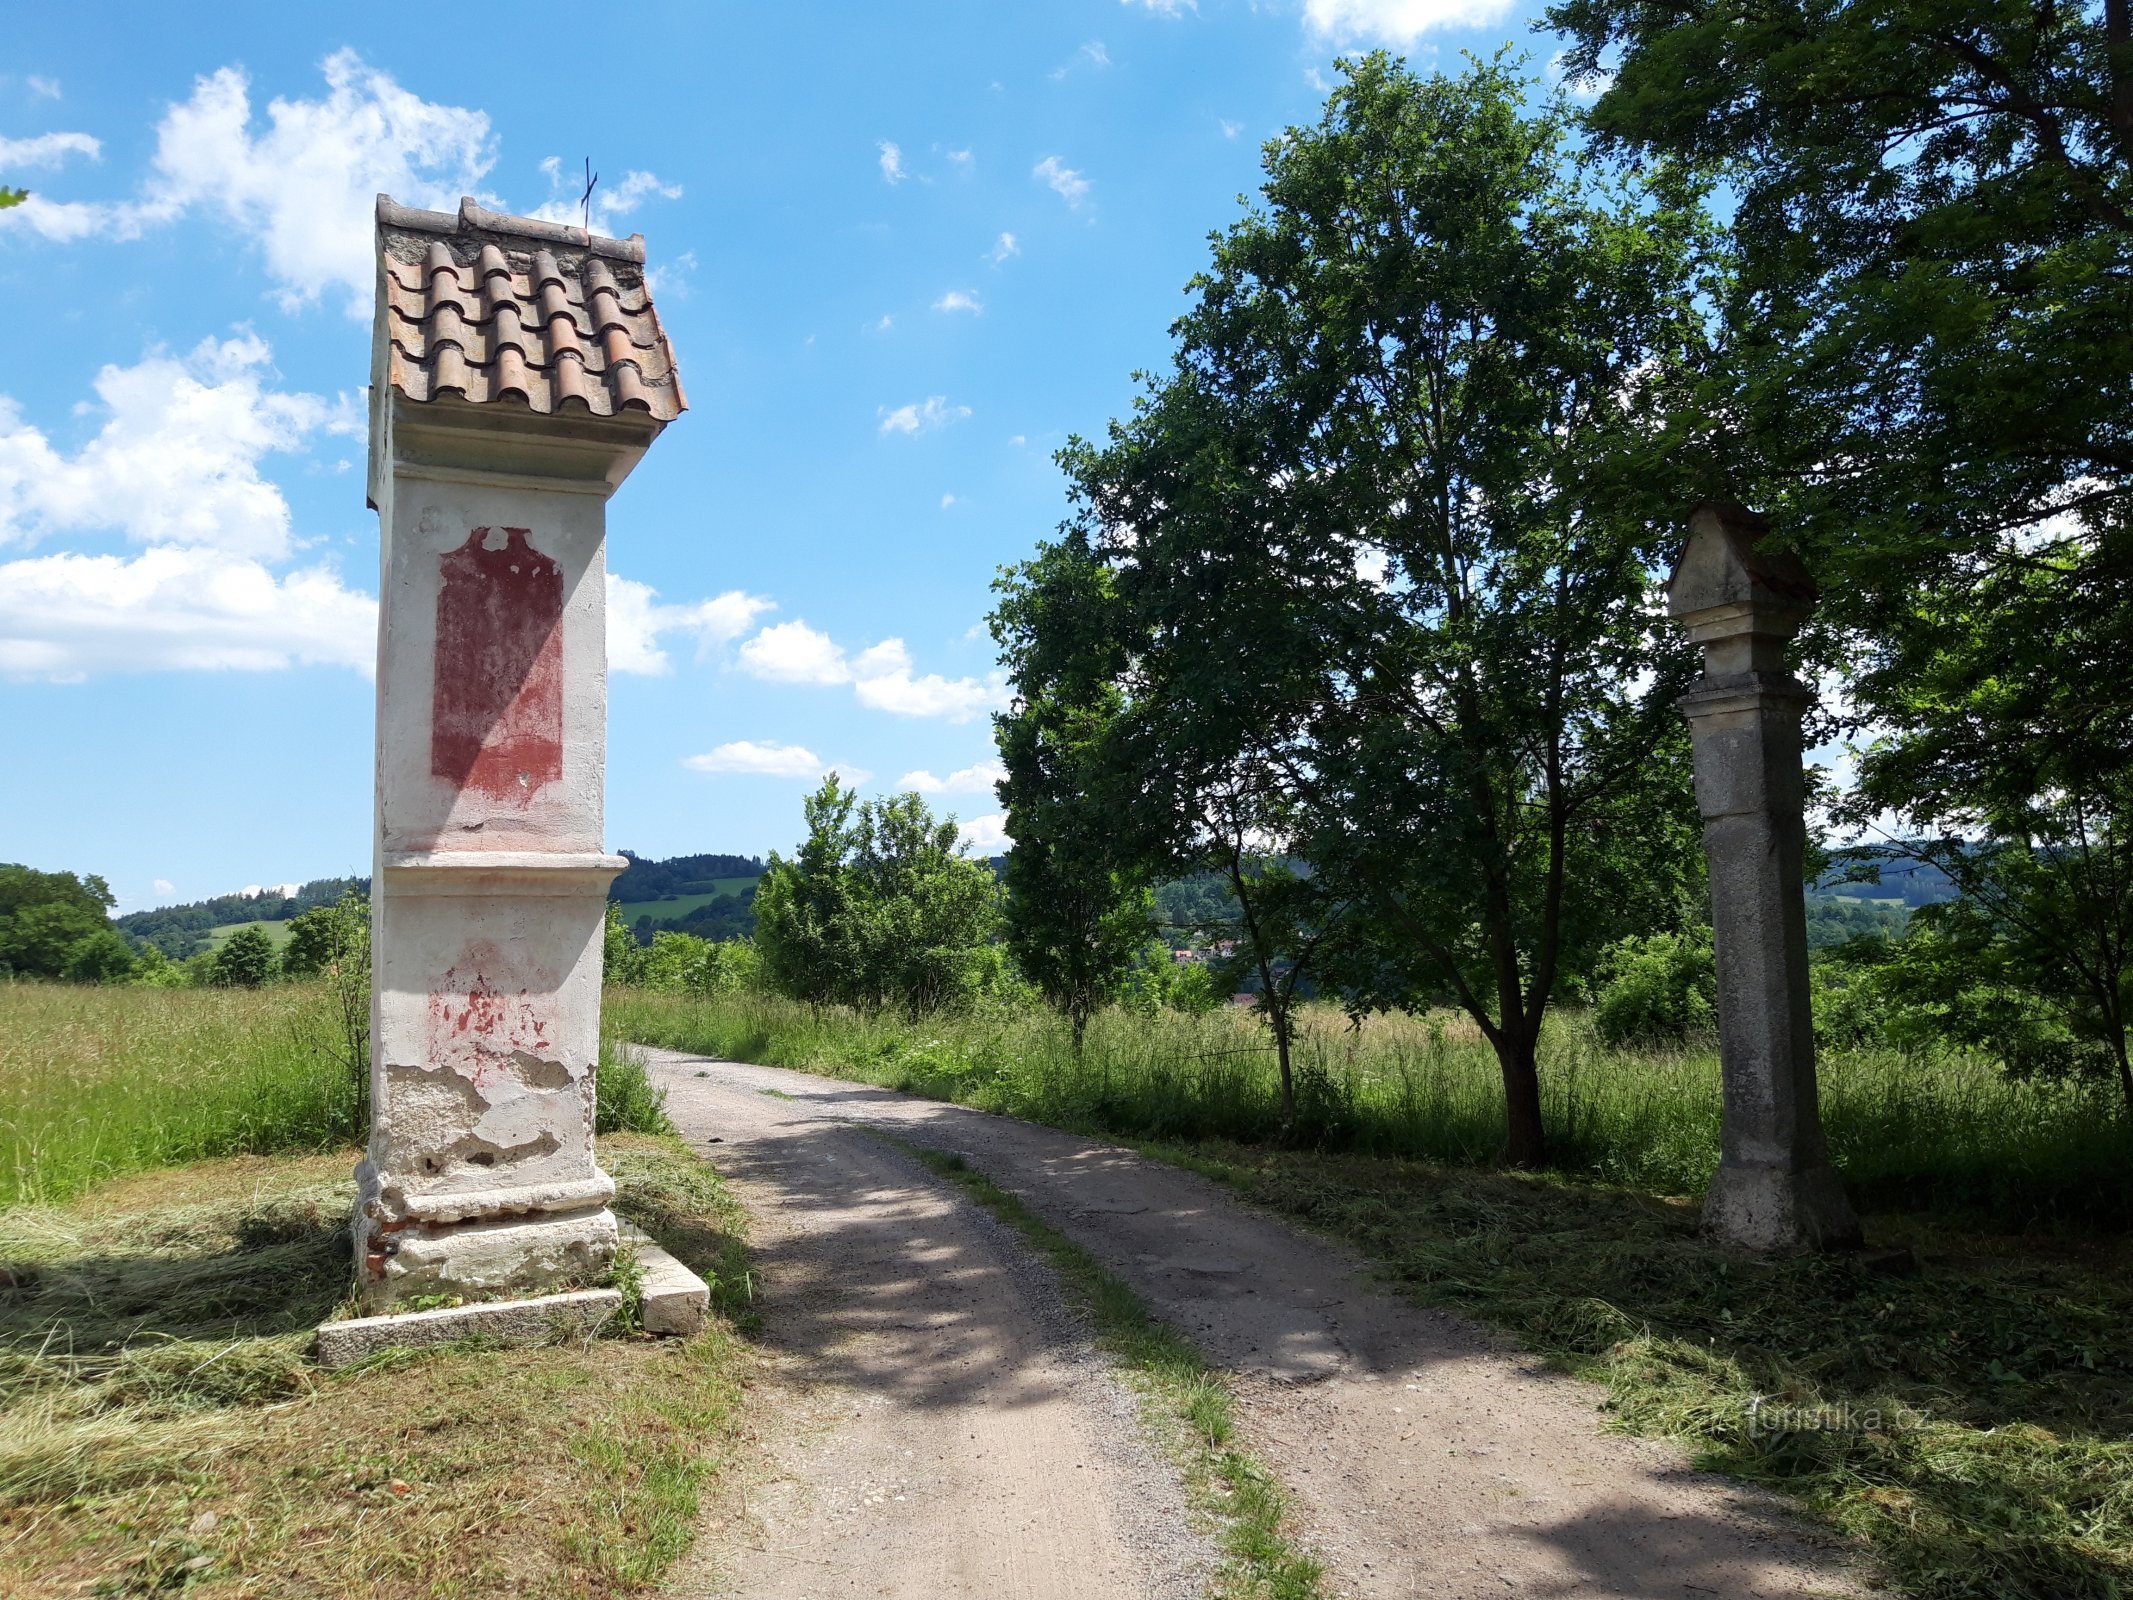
[1304,0,1515,42]
[0,545,375,682]
[0,131,100,168]
[933,289,983,314]
[986,231,1020,264]
[1033,155,1091,208]
[1123,0,1196,12]
[0,333,344,560]
[737,619,852,685]
[144,50,496,315]
[607,575,773,677]
[958,814,1010,854]
[0,333,376,682]
[878,396,972,436]
[878,140,906,184]
[529,158,682,235]
[736,622,1004,723]
[684,741,870,784]
[898,760,1007,796]
[0,51,496,315]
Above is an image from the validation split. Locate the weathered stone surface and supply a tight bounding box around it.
[314,1288,621,1368]
[1668,503,1862,1254]
[621,1223,710,1337]
[357,196,682,1309]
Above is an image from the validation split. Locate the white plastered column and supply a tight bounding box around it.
[356,396,656,1308]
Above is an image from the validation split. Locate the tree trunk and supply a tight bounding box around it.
[1496,1029,1546,1168]
[1071,1006,1088,1057]
[1273,1003,1296,1128]
[2111,1024,2133,1122]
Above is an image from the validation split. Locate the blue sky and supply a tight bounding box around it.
[1,0,1570,912]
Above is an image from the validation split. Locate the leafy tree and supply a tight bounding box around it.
[1045,56,1711,1163]
[62,929,138,984]
[0,864,120,978]
[0,185,23,209]
[993,537,1158,1050]
[755,777,1000,1018]
[1552,0,2133,892]
[208,925,278,988]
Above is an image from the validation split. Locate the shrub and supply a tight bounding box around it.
[1592,927,1717,1047]
[207,926,278,989]
[61,930,136,984]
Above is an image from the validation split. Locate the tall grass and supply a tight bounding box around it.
[0,982,364,1207]
[608,988,2133,1231]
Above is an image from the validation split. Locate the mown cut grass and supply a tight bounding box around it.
[1157,1144,2133,1600]
[0,983,365,1208]
[608,987,2133,1231]
[894,1140,1323,1600]
[0,1133,754,1599]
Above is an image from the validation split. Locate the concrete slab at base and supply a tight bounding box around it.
[620,1223,710,1337]
[315,1288,621,1368]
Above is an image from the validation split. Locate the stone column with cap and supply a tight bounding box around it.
[357,195,685,1308]
[1668,503,1861,1253]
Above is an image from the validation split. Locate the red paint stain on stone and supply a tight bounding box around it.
[432,527,563,805]
[428,943,559,1087]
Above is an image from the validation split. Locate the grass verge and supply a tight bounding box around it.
[0,983,365,1208]
[609,987,2133,1232]
[0,1133,754,1598]
[889,1137,1324,1600]
[1154,1142,2133,1600]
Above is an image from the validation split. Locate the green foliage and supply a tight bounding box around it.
[206,925,278,989]
[1553,0,2133,1120]
[993,538,1158,1047]
[594,1042,672,1136]
[754,775,1000,1018]
[1120,944,1224,1018]
[60,930,136,985]
[0,864,123,980]
[278,891,370,1094]
[1024,55,1713,1161]
[1591,927,1717,1047]
[603,900,646,986]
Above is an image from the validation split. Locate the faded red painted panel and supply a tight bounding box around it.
[432,527,564,804]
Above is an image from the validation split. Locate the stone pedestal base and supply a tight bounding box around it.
[1702,1161,1862,1254]
[356,1157,620,1306]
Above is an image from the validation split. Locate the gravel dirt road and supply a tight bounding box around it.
[653,1048,1864,1600]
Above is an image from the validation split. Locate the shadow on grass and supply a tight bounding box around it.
[1174,1143,2133,1600]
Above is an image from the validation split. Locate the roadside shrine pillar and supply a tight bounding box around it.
[357,195,685,1308]
[1667,503,1862,1253]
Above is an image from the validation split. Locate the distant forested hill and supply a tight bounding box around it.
[612,851,767,944]
[611,852,764,902]
[117,877,368,958]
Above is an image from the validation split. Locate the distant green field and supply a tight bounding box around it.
[203,919,297,952]
[617,875,760,926]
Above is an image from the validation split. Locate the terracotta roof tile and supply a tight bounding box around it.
[374,194,685,424]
